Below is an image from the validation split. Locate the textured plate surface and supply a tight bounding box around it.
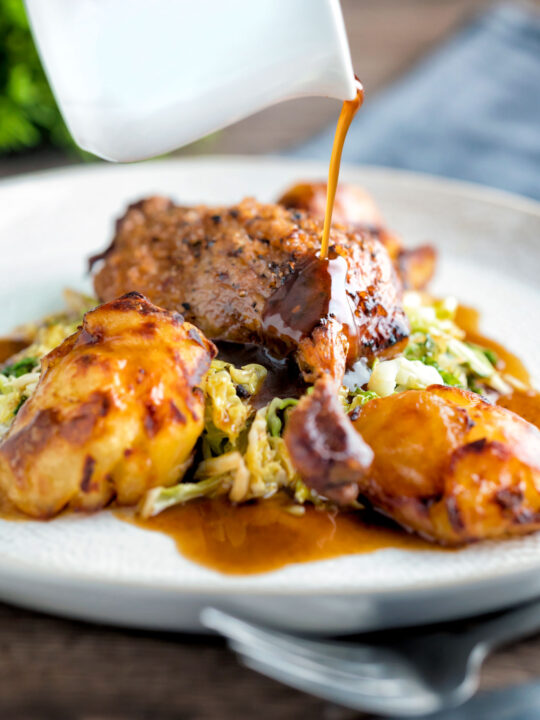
[0,157,539,633]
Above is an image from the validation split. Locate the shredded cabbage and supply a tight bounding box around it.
[140,475,227,518]
[340,388,378,414]
[368,356,443,396]
[140,401,323,516]
[0,289,96,437]
[403,292,511,395]
[266,397,299,437]
[201,360,267,456]
[243,408,298,499]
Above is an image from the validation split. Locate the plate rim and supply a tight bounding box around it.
[3,518,540,597]
[1,154,539,220]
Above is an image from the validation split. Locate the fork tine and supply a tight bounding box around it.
[202,610,443,716]
[231,638,415,696]
[239,649,442,717]
[201,608,406,678]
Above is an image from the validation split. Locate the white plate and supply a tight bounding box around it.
[0,157,539,635]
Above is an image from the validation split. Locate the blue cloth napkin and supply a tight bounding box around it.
[289,3,540,200]
[395,682,540,720]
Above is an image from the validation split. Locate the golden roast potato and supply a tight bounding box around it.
[352,385,540,544]
[0,292,215,517]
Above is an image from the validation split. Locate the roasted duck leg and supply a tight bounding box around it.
[92,197,408,383]
[278,181,436,291]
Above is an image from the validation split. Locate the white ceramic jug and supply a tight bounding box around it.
[24,0,356,162]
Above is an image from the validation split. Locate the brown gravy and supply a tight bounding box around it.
[320,78,364,259]
[456,304,531,385]
[498,391,540,430]
[123,497,434,575]
[260,80,364,366]
[216,341,306,407]
[0,337,30,364]
[456,305,540,430]
[261,251,358,362]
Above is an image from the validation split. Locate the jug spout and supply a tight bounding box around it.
[25,0,356,162]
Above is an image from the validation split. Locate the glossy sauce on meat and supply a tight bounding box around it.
[216,341,306,407]
[262,251,359,364]
[260,81,367,369]
[122,496,436,575]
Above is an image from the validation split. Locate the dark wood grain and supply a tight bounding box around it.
[1,2,539,718]
[1,599,539,720]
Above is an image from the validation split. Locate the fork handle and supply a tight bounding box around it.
[467,596,540,652]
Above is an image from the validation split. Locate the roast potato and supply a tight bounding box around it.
[352,385,540,544]
[0,292,215,517]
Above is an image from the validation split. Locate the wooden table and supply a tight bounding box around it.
[1,2,540,718]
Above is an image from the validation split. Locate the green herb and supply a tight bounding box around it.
[0,0,77,153]
[468,380,484,396]
[436,367,462,387]
[2,356,38,378]
[483,348,498,366]
[404,334,437,363]
[350,390,378,405]
[347,390,378,415]
[266,397,299,437]
[14,395,26,414]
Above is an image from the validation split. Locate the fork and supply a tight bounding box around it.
[200,600,540,717]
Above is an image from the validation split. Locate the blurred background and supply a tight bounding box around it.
[1,0,538,197]
[0,3,540,720]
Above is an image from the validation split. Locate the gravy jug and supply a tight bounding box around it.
[24,0,356,162]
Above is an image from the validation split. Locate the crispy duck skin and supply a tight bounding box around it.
[0,292,215,518]
[351,385,540,545]
[277,181,436,290]
[92,197,408,383]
